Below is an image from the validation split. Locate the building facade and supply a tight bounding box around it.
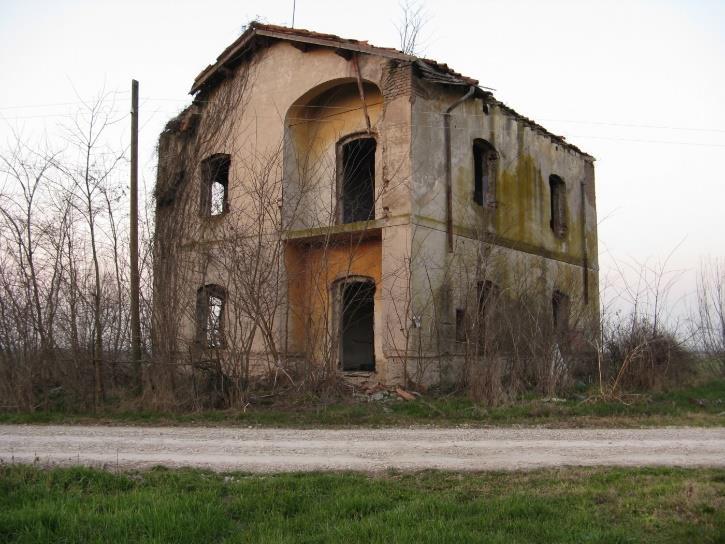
[154,23,599,389]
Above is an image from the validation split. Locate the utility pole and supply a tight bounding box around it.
[130,79,142,393]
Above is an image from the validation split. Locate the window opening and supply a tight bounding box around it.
[340,137,376,223]
[549,174,567,236]
[552,289,570,338]
[196,284,226,348]
[200,154,230,217]
[339,280,375,371]
[477,280,499,319]
[476,280,500,344]
[455,308,467,342]
[473,139,497,206]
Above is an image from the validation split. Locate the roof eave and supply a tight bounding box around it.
[187,24,593,159]
[190,26,417,96]
[190,26,259,94]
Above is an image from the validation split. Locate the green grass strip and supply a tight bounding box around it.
[0,465,723,543]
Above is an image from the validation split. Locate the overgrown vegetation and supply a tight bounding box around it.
[0,465,722,543]
[1,64,722,414]
[1,378,722,428]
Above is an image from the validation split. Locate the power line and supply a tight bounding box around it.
[0,112,129,121]
[0,92,131,111]
[539,118,725,134]
[2,99,725,148]
[4,97,725,135]
[568,134,725,148]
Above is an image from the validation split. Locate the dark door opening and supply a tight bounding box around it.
[341,137,376,223]
[340,281,375,371]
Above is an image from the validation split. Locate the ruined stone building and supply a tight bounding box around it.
[154,23,599,390]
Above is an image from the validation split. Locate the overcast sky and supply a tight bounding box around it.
[1,0,724,317]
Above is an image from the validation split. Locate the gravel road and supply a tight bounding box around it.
[1,425,723,473]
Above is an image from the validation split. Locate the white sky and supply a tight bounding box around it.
[2,0,724,318]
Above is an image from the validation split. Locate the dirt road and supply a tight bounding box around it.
[1,425,723,472]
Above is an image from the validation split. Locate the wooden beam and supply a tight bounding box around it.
[352,54,372,133]
[334,48,354,60]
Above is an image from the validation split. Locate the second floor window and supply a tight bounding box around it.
[549,174,567,237]
[200,154,230,217]
[473,139,497,206]
[339,136,376,224]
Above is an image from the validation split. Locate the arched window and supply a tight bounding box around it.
[338,136,376,224]
[196,284,226,348]
[333,276,375,371]
[200,154,230,217]
[472,139,498,206]
[549,174,567,237]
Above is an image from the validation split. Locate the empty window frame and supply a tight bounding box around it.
[200,154,230,217]
[549,174,567,237]
[339,137,376,224]
[337,279,376,371]
[196,284,226,348]
[473,139,498,206]
[477,280,500,319]
[455,308,467,342]
[475,280,501,345]
[552,289,570,338]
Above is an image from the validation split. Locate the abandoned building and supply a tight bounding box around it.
[154,23,599,389]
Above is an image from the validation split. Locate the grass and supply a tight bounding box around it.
[1,379,723,428]
[0,464,723,543]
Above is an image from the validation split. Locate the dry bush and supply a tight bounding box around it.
[691,258,725,373]
[600,317,695,395]
[454,277,593,406]
[591,252,699,399]
[0,93,142,412]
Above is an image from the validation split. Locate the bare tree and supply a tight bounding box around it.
[395,0,428,56]
[693,257,725,370]
[53,93,126,409]
[0,136,64,410]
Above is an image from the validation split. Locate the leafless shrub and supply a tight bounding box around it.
[0,91,139,412]
[462,280,589,405]
[395,0,428,56]
[591,253,696,400]
[601,317,694,395]
[692,257,725,372]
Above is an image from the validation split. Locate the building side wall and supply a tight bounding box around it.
[405,80,599,379]
[410,82,597,267]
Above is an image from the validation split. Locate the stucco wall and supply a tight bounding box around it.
[154,36,599,387]
[405,81,599,370]
[410,82,597,266]
[155,41,414,382]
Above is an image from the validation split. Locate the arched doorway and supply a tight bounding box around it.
[333,276,375,371]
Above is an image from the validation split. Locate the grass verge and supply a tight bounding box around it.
[0,465,723,543]
[1,379,723,428]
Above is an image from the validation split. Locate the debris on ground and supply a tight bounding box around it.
[395,387,416,401]
[369,390,391,402]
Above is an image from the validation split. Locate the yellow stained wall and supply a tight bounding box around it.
[285,81,383,230]
[285,237,383,364]
[411,83,598,269]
